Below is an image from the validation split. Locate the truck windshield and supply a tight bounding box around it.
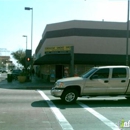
[81,68,97,78]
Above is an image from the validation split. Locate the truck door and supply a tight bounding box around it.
[83,68,109,95]
[107,68,128,94]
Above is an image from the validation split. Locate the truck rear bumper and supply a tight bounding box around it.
[51,87,64,97]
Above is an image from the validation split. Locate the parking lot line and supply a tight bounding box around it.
[77,101,120,130]
[37,90,74,130]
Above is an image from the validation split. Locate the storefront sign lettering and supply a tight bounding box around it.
[45,46,72,52]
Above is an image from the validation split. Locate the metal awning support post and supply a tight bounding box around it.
[70,46,74,77]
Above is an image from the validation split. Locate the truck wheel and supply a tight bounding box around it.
[61,89,78,103]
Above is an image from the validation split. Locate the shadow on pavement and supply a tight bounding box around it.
[31,98,130,108]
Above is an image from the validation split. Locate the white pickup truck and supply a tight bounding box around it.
[51,66,130,103]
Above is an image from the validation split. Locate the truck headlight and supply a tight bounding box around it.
[55,82,64,88]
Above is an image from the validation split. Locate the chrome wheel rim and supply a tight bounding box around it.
[65,92,75,102]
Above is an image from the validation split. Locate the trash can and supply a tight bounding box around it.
[7,74,12,82]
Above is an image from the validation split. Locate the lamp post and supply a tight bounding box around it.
[126,0,129,66]
[25,7,33,80]
[24,7,33,56]
[23,35,27,50]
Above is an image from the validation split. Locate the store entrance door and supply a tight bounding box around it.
[56,65,64,80]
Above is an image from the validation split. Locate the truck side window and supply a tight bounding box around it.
[91,68,109,79]
[112,68,126,78]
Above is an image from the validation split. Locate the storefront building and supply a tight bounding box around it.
[34,20,130,82]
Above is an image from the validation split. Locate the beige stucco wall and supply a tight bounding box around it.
[36,36,127,57]
[42,20,127,37]
[36,20,129,59]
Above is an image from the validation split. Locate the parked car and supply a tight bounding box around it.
[11,69,22,80]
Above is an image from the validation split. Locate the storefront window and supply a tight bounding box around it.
[74,65,94,76]
[64,66,69,77]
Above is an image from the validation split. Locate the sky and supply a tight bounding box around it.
[0,0,128,63]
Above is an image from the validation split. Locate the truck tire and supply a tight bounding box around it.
[61,89,78,103]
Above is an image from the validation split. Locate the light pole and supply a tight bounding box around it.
[24,7,33,56]
[126,0,129,66]
[25,7,33,80]
[23,35,27,50]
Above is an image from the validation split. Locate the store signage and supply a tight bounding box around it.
[45,46,72,52]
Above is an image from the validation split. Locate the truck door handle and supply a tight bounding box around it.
[104,80,108,83]
[121,80,126,83]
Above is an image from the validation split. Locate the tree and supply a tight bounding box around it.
[11,49,26,68]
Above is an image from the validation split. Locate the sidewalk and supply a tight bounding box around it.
[0,75,54,89]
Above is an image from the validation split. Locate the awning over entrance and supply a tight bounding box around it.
[34,53,127,65]
[74,54,126,65]
[34,54,71,65]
